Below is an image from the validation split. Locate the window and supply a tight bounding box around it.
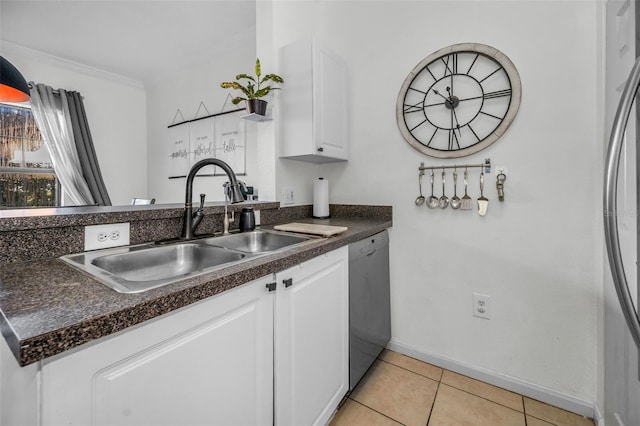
[0,103,58,208]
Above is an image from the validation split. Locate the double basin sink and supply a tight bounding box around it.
[61,230,317,294]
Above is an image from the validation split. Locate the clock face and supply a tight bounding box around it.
[396,43,521,158]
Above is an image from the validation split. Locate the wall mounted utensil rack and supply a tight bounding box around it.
[418,158,492,174]
[416,158,507,215]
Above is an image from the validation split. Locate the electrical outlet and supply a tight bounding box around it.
[282,187,295,204]
[85,223,130,251]
[472,293,491,319]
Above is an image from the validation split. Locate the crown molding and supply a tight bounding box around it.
[0,41,145,90]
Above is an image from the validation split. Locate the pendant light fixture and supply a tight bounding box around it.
[0,56,30,102]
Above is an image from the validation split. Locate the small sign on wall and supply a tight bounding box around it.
[167,109,246,178]
[214,112,246,175]
[189,117,216,176]
[167,125,190,178]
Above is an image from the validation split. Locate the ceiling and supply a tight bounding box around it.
[0,0,256,87]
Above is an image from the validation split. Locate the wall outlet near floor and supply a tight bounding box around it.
[472,293,491,319]
[282,187,295,204]
[85,223,130,251]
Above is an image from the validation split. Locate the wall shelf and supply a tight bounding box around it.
[240,113,273,122]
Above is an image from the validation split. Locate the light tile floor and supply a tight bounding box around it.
[330,350,595,426]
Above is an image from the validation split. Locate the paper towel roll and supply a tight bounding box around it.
[313,177,330,218]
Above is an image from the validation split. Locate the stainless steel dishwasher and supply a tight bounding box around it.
[348,230,391,390]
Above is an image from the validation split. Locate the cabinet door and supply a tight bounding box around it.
[275,246,349,426]
[314,44,348,161]
[41,276,274,426]
[279,39,348,163]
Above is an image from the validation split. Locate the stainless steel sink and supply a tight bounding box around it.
[201,230,314,253]
[61,243,247,294]
[60,230,317,294]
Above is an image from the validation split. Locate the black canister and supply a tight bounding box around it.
[239,207,256,232]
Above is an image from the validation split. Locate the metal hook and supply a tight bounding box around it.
[496,171,507,202]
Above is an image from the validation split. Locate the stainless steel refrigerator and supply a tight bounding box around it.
[604,1,640,424]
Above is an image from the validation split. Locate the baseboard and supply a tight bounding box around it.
[592,405,605,426]
[387,340,598,421]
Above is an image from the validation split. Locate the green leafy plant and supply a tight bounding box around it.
[220,58,284,105]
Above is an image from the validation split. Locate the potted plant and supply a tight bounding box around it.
[220,58,284,116]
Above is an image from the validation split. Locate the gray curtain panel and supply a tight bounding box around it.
[65,91,111,206]
[29,83,95,206]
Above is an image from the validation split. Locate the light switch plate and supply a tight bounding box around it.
[282,187,295,204]
[84,223,130,251]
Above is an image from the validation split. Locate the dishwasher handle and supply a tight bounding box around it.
[349,230,390,261]
[362,248,377,257]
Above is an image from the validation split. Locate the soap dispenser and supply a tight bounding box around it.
[239,207,256,232]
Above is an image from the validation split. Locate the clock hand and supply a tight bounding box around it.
[432,89,450,104]
[424,101,449,108]
[448,103,461,136]
[449,108,461,149]
[447,87,460,130]
[446,86,454,99]
[451,106,462,137]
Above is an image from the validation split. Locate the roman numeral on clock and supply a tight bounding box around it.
[483,89,511,99]
[403,101,424,114]
[442,54,457,77]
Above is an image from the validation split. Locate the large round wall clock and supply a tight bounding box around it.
[396,43,521,158]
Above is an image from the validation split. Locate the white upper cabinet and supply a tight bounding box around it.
[279,39,349,163]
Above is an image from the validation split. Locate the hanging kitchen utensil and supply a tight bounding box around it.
[415,172,425,206]
[460,169,473,210]
[438,170,449,209]
[496,171,506,202]
[477,171,489,216]
[450,169,461,209]
[427,170,439,209]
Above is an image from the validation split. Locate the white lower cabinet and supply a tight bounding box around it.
[41,275,275,426]
[274,246,349,426]
[30,246,348,426]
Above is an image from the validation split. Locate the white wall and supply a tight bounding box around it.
[145,30,259,204]
[263,0,602,407]
[2,30,258,206]
[0,43,147,206]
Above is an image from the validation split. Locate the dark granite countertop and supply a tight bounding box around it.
[0,215,391,366]
[0,201,279,232]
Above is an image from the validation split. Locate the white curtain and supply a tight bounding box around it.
[29,83,95,206]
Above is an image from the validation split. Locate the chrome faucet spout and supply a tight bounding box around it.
[181,158,244,240]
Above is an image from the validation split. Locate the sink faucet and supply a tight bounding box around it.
[181,158,245,240]
[222,180,248,234]
[222,182,234,235]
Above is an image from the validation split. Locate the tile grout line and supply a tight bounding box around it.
[380,357,554,426]
[377,358,442,383]
[375,357,443,426]
[438,383,527,421]
[370,353,592,426]
[425,379,443,425]
[346,397,407,425]
[376,356,442,425]
[379,357,528,417]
